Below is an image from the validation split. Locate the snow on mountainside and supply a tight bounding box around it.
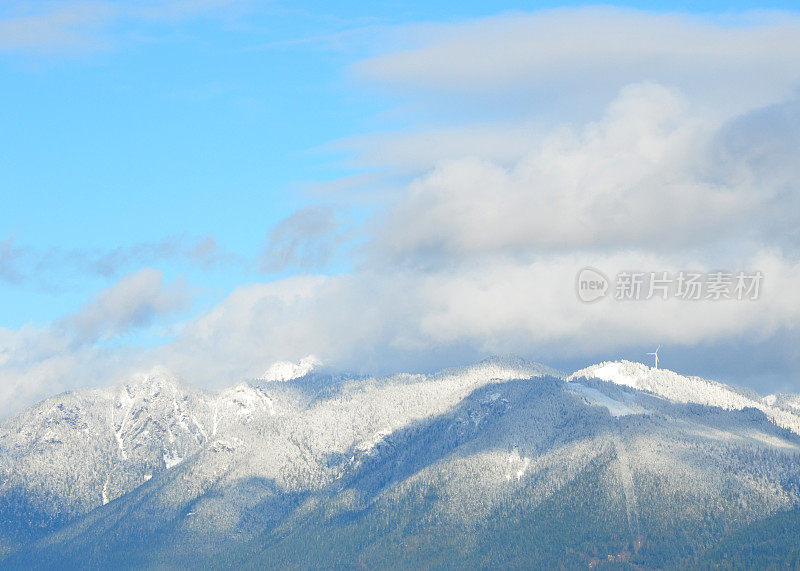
[260,355,321,382]
[453,354,563,380]
[0,367,290,554]
[570,360,800,434]
[0,355,555,556]
[2,356,800,567]
[765,393,800,414]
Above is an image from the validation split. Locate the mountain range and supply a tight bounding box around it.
[1,356,799,568]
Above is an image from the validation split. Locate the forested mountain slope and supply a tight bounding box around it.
[1,357,799,568]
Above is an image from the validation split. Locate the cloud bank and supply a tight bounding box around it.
[355,8,800,118]
[0,268,191,414]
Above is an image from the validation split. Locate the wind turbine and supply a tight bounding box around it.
[647,345,660,370]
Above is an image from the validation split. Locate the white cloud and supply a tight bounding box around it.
[0,324,136,417]
[332,122,544,175]
[366,83,797,266]
[0,0,247,54]
[0,268,192,415]
[259,206,346,272]
[355,8,800,119]
[343,8,800,183]
[2,249,798,416]
[141,249,800,388]
[0,235,240,290]
[62,268,192,341]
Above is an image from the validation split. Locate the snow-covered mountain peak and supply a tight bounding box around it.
[217,383,275,418]
[571,360,800,434]
[260,355,321,382]
[571,360,657,388]
[569,359,750,404]
[117,367,185,400]
[459,355,563,380]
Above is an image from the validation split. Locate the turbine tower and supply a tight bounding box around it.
[647,345,660,370]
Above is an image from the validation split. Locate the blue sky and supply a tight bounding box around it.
[2,1,800,414]
[4,0,799,326]
[1,0,797,323]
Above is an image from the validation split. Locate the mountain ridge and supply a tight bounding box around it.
[2,356,800,568]
[570,359,800,434]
